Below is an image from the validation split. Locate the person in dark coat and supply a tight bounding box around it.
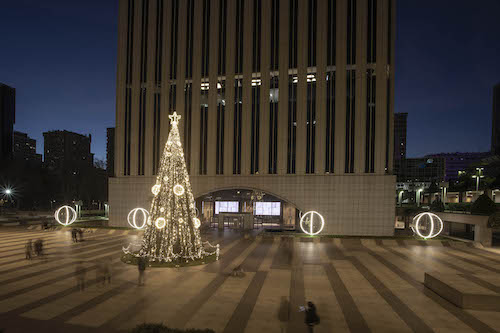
[278,296,290,333]
[304,301,320,333]
[71,228,78,243]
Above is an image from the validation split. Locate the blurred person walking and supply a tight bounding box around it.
[278,296,290,333]
[137,257,146,286]
[25,240,33,260]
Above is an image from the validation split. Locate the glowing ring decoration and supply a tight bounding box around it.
[173,184,185,196]
[300,211,325,236]
[193,217,201,229]
[412,212,443,239]
[127,208,149,229]
[54,206,77,226]
[152,184,161,196]
[155,217,166,229]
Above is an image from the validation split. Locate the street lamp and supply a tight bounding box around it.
[472,167,484,192]
[4,189,11,195]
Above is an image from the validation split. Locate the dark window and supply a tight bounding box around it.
[126,0,135,85]
[154,0,164,85]
[345,70,355,173]
[169,0,178,79]
[347,0,356,65]
[307,0,317,67]
[269,76,279,174]
[216,81,225,174]
[218,0,227,75]
[367,0,377,63]
[385,78,391,171]
[124,87,132,175]
[306,75,316,173]
[325,71,335,173]
[201,0,210,78]
[235,0,244,74]
[253,0,261,73]
[289,0,298,69]
[153,93,161,174]
[200,83,209,175]
[184,83,192,172]
[185,0,194,78]
[327,0,336,66]
[365,70,376,173]
[169,84,176,111]
[287,75,297,174]
[140,0,149,83]
[233,79,243,174]
[270,0,279,71]
[138,88,147,175]
[251,79,261,174]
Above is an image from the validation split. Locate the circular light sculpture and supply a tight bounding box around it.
[193,217,201,229]
[300,211,325,236]
[151,184,161,196]
[127,208,149,229]
[412,212,444,239]
[54,205,78,226]
[173,184,185,196]
[155,217,166,229]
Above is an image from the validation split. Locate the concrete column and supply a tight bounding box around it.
[354,0,367,174]
[175,0,187,142]
[190,0,203,175]
[296,0,308,175]
[277,0,289,175]
[315,0,328,174]
[259,0,271,175]
[241,0,253,175]
[144,0,156,176]
[160,0,172,152]
[475,224,492,247]
[334,0,347,174]
[115,0,128,177]
[207,0,220,176]
[224,0,236,175]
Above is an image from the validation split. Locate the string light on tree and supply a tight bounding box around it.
[123,112,219,263]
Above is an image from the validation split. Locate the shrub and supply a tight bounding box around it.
[470,194,497,216]
[430,199,445,212]
[445,203,471,212]
[130,323,215,333]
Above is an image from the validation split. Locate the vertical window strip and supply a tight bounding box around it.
[307,0,317,67]
[184,83,192,172]
[306,75,316,173]
[233,79,243,174]
[169,84,176,111]
[201,0,210,78]
[347,0,356,65]
[367,0,377,63]
[327,0,336,66]
[271,0,279,71]
[124,88,132,175]
[253,0,261,73]
[138,89,147,175]
[251,81,261,174]
[325,71,335,173]
[345,70,355,173]
[155,0,164,85]
[140,0,149,83]
[289,0,298,69]
[218,0,227,75]
[216,81,225,174]
[153,93,161,174]
[235,0,244,74]
[287,75,297,174]
[269,76,279,174]
[169,0,178,79]
[385,0,392,171]
[365,71,376,173]
[185,0,194,79]
[126,0,134,85]
[200,83,209,175]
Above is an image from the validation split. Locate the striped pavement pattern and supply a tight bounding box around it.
[0,228,499,333]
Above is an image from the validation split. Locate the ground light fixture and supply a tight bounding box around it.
[54,205,78,226]
[412,212,444,239]
[300,211,325,236]
[127,208,149,229]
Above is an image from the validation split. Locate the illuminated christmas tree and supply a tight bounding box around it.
[131,112,218,263]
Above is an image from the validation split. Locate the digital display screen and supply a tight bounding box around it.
[215,201,239,214]
[254,202,281,216]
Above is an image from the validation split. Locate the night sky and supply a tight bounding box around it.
[1,0,499,162]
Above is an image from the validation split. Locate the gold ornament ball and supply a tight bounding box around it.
[173,184,185,196]
[152,184,161,196]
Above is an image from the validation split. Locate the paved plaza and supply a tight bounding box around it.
[0,228,500,332]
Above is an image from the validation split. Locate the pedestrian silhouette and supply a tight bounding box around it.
[137,257,146,286]
[104,258,112,284]
[304,301,320,333]
[75,262,86,291]
[25,240,33,260]
[278,296,290,333]
[72,228,78,243]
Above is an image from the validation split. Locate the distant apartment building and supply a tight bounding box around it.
[107,127,115,177]
[0,83,15,161]
[493,82,500,155]
[394,157,445,183]
[394,112,407,161]
[425,152,491,181]
[43,130,93,171]
[13,131,42,164]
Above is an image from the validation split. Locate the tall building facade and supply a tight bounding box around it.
[0,83,15,161]
[426,152,491,182]
[492,82,500,155]
[13,131,42,164]
[393,112,407,161]
[111,0,397,235]
[43,130,94,171]
[107,127,116,177]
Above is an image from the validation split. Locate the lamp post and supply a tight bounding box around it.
[472,167,484,192]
